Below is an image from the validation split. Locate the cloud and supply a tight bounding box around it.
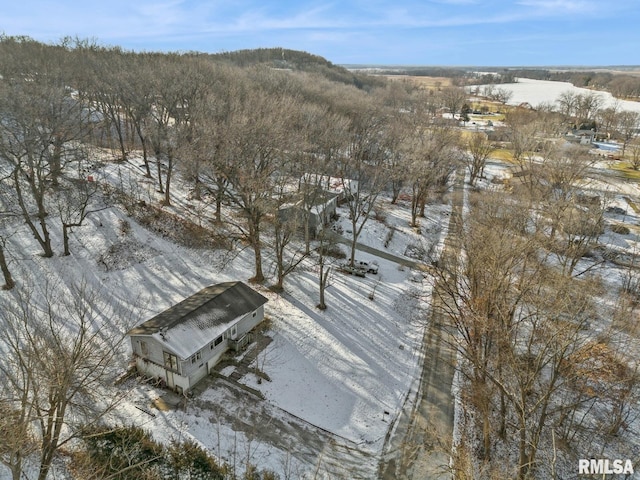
[516,0,599,14]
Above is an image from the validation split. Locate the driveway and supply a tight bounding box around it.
[378,170,464,479]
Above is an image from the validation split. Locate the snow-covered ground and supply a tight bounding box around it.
[6,113,640,478]
[0,155,450,479]
[473,77,640,113]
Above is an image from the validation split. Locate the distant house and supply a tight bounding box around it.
[566,129,596,145]
[299,173,358,204]
[127,281,268,394]
[278,189,338,239]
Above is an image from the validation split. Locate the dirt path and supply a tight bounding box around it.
[378,170,464,479]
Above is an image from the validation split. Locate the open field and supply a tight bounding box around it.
[382,75,453,89]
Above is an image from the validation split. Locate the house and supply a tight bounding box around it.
[127,281,268,394]
[278,189,338,239]
[299,173,358,204]
[565,129,596,145]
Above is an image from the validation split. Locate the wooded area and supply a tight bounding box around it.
[1,36,639,479]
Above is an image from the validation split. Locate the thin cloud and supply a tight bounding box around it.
[516,0,600,14]
[1,0,638,64]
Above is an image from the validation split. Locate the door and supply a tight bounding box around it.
[165,369,175,389]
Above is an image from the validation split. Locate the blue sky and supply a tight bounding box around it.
[2,1,639,66]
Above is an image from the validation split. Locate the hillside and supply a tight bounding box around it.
[210,47,386,90]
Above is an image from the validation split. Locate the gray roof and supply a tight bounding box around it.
[127,282,268,358]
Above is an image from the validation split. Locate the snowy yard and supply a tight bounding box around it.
[0,154,451,479]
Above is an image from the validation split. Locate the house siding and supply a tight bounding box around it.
[133,357,190,393]
[131,335,181,374]
[127,282,268,393]
[236,306,264,337]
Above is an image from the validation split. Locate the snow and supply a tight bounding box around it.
[0,152,448,478]
[7,118,640,477]
[473,77,640,113]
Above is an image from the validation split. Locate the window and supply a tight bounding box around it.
[231,326,237,339]
[190,351,201,364]
[140,341,148,356]
[252,311,257,318]
[163,351,178,371]
[210,336,223,350]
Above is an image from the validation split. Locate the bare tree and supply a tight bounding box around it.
[119,55,156,178]
[574,92,602,126]
[222,80,303,282]
[54,175,105,256]
[0,236,15,290]
[0,58,86,258]
[338,104,390,266]
[440,86,468,120]
[0,190,17,289]
[596,105,619,138]
[0,279,134,480]
[466,131,495,186]
[294,106,349,253]
[315,227,340,310]
[270,180,311,292]
[615,110,640,156]
[493,87,513,105]
[84,51,131,162]
[403,122,460,227]
[628,138,640,170]
[556,91,579,120]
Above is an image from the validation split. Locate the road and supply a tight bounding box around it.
[326,231,433,272]
[378,170,464,480]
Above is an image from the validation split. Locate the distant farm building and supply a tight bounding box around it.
[127,281,268,394]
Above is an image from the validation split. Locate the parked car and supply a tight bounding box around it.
[355,260,379,274]
[339,264,367,277]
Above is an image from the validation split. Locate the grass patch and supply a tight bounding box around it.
[624,196,640,214]
[611,162,640,180]
[491,149,515,162]
[469,114,505,122]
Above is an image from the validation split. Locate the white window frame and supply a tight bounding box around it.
[191,351,201,364]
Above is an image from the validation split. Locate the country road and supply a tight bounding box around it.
[378,170,464,480]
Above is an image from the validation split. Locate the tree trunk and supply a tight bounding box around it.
[50,138,63,186]
[14,170,54,258]
[253,243,264,283]
[0,242,15,290]
[482,402,491,460]
[38,400,67,480]
[36,214,54,258]
[62,224,72,256]
[155,154,164,194]
[318,263,328,310]
[518,412,528,480]
[391,180,402,204]
[136,125,152,177]
[249,217,264,283]
[161,152,173,206]
[215,176,226,223]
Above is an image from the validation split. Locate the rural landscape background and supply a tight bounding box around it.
[2,27,640,480]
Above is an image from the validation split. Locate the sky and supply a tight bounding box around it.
[2,0,639,66]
